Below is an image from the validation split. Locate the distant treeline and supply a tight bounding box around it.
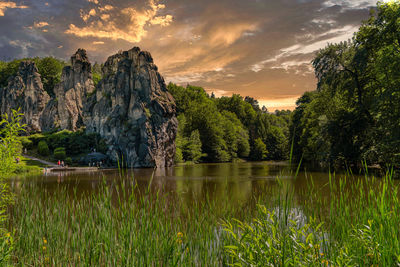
[290,2,400,168]
[168,83,291,163]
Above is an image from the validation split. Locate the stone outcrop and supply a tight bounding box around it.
[84,47,178,168]
[0,61,50,132]
[0,47,178,168]
[41,49,95,131]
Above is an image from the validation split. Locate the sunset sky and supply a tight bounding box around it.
[0,0,386,110]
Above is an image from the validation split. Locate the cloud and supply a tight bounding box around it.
[0,1,28,16]
[0,0,376,109]
[66,0,173,43]
[34,21,49,28]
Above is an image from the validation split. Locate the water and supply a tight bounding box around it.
[8,161,352,207]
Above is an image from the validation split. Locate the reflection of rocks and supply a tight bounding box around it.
[84,47,178,168]
[0,61,50,132]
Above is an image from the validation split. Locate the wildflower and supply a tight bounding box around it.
[43,246,47,251]
[5,232,10,238]
[177,232,184,238]
[320,252,324,256]
[43,238,47,244]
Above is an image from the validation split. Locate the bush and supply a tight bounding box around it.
[65,157,72,166]
[28,133,45,146]
[53,147,66,160]
[38,141,50,156]
[20,137,33,150]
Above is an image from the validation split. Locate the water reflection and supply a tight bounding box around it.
[8,162,371,209]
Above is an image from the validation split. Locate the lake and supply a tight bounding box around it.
[8,161,361,208]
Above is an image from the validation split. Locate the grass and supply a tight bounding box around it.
[3,169,400,266]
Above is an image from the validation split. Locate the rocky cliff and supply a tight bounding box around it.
[41,49,95,131]
[0,61,50,132]
[0,47,177,168]
[84,47,178,168]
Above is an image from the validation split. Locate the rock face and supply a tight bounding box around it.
[0,61,50,132]
[84,47,178,168]
[41,49,95,131]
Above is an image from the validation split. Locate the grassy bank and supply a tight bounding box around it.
[3,171,400,266]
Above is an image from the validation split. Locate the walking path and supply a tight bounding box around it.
[23,155,58,167]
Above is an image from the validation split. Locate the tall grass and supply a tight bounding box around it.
[224,170,400,266]
[6,169,400,266]
[9,179,243,265]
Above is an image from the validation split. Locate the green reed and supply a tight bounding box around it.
[224,170,400,266]
[6,169,400,266]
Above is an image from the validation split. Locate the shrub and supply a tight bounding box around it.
[54,147,66,160]
[28,133,45,146]
[37,141,49,156]
[65,157,72,166]
[20,137,33,150]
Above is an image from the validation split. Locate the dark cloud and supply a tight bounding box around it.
[0,0,379,109]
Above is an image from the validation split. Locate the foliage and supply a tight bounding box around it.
[0,109,25,176]
[53,147,66,160]
[169,83,289,162]
[0,57,65,96]
[29,130,107,157]
[11,181,230,266]
[65,157,73,166]
[0,182,13,264]
[36,57,65,96]
[290,1,400,168]
[19,136,33,150]
[251,138,268,160]
[92,62,103,87]
[225,171,400,266]
[37,140,50,156]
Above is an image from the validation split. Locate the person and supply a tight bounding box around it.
[16,157,20,164]
[58,160,60,166]
[61,161,65,167]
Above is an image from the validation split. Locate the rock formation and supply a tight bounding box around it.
[84,47,178,168]
[0,47,178,168]
[0,61,50,132]
[41,49,95,131]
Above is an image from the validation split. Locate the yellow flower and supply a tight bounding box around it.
[43,246,47,251]
[43,238,47,244]
[177,232,184,238]
[5,233,10,238]
[320,252,324,256]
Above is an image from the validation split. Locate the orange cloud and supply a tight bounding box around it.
[34,21,49,28]
[66,0,172,43]
[0,1,28,16]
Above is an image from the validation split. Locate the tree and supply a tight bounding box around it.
[251,138,268,161]
[36,57,65,96]
[0,109,25,176]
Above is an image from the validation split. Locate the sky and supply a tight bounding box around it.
[0,0,387,110]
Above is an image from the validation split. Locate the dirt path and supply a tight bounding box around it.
[23,155,58,167]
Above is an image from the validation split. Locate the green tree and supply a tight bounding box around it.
[0,109,25,176]
[36,57,65,96]
[251,138,268,161]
